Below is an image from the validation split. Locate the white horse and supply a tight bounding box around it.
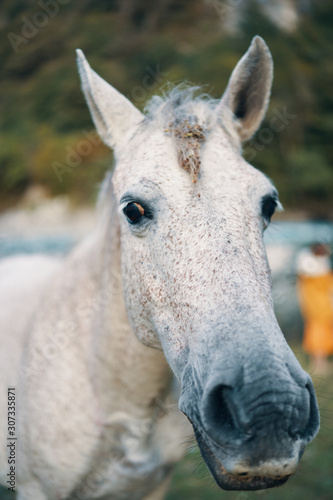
[0,36,319,500]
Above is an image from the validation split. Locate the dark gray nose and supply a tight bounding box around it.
[201,368,319,451]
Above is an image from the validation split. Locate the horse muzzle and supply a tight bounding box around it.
[192,424,293,490]
[179,354,320,491]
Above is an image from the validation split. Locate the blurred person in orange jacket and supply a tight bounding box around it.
[297,243,333,374]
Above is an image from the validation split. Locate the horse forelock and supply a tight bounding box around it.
[144,85,218,124]
[97,86,235,214]
[144,85,220,182]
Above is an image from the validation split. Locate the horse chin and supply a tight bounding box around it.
[194,428,290,491]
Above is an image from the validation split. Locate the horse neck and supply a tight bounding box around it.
[88,214,172,422]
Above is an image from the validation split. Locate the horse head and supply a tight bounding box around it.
[77,36,319,491]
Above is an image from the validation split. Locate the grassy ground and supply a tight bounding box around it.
[0,349,332,500]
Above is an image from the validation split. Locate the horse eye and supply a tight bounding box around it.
[123,202,145,223]
[262,196,277,222]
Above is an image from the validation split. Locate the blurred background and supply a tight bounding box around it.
[0,0,332,499]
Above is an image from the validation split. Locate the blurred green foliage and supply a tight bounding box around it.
[0,0,332,211]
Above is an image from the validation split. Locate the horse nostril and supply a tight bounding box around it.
[203,384,242,445]
[288,382,320,442]
[298,382,320,443]
[202,375,320,450]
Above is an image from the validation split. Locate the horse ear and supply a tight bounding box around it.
[76,49,143,152]
[218,36,273,143]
